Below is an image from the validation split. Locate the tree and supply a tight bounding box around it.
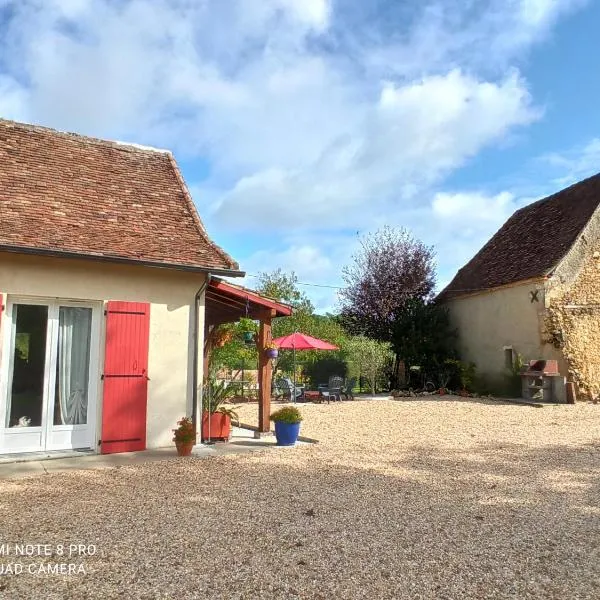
[339,226,435,341]
[391,299,457,386]
[339,227,436,386]
[344,336,393,394]
[257,269,313,313]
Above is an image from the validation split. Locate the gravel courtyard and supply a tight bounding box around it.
[1,398,600,599]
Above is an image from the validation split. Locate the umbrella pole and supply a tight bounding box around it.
[293,343,296,403]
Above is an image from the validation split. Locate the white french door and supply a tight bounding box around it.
[0,298,100,454]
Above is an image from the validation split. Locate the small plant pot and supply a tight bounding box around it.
[439,388,447,395]
[243,331,254,343]
[266,348,279,359]
[459,389,469,397]
[274,421,301,446]
[201,411,231,442]
[175,441,195,456]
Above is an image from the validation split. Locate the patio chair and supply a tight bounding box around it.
[319,376,344,402]
[276,378,305,402]
[272,379,285,399]
[343,377,357,400]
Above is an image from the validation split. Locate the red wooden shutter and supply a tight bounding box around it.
[101,301,150,454]
[0,294,3,369]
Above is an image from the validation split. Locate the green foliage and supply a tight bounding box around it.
[172,417,196,443]
[210,319,259,376]
[344,336,393,394]
[444,359,476,390]
[505,352,525,397]
[392,299,457,381]
[270,406,303,424]
[257,269,314,313]
[303,356,348,388]
[202,379,240,418]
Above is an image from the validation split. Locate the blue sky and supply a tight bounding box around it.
[1,0,599,311]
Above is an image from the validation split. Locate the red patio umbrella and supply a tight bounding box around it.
[272,332,339,400]
[273,332,339,351]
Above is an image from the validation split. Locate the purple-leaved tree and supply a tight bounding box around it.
[339,226,436,385]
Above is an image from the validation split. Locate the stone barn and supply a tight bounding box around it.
[439,172,600,401]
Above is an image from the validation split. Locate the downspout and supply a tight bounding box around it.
[192,274,211,434]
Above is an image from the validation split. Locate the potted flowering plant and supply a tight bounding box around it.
[270,406,303,446]
[265,342,279,360]
[173,417,196,456]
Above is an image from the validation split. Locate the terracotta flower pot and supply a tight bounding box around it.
[202,411,231,442]
[175,441,195,456]
[439,388,446,395]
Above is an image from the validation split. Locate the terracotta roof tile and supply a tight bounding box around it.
[0,119,239,273]
[439,173,600,300]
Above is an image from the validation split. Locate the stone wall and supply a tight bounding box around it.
[545,212,600,400]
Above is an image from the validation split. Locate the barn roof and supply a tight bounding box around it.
[439,173,600,300]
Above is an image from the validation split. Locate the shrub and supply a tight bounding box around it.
[303,356,347,389]
[444,359,476,390]
[344,336,393,394]
[270,406,303,424]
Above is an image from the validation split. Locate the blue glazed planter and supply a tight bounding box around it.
[266,348,279,359]
[274,421,301,446]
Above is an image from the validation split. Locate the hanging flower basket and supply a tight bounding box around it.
[243,331,254,343]
[265,347,279,359]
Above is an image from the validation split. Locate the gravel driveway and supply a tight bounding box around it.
[1,398,599,599]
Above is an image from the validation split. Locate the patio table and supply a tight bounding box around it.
[303,390,322,403]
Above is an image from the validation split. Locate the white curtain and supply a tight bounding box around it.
[57,307,92,425]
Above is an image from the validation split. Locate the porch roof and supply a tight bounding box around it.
[205,278,292,326]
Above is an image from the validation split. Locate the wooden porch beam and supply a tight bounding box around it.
[257,309,276,433]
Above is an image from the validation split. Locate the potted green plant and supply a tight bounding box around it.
[265,342,279,360]
[202,379,240,442]
[270,406,303,446]
[173,416,196,456]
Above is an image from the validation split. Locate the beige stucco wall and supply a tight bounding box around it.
[0,252,205,449]
[446,280,565,385]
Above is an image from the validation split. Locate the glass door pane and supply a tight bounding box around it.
[53,307,93,426]
[6,304,49,428]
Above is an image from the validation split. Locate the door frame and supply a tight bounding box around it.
[0,296,102,454]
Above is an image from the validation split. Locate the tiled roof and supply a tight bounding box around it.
[0,119,239,273]
[439,173,600,300]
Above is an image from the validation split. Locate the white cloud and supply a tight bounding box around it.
[432,191,516,222]
[365,0,587,76]
[213,69,537,229]
[0,0,589,309]
[541,138,600,187]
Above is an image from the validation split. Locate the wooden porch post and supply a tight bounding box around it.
[258,310,275,433]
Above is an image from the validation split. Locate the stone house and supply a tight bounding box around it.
[439,173,600,401]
